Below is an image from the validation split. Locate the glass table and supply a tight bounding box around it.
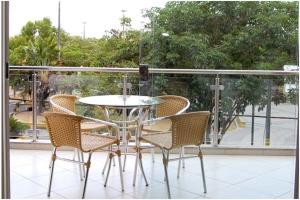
[79,95,164,142]
[79,95,164,177]
[79,95,163,109]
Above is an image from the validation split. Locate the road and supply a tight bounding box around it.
[221,103,298,147]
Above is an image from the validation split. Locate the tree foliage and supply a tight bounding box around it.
[142,1,298,142]
[10,18,59,66]
[9,2,298,141]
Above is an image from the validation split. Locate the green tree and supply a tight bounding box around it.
[11,18,59,66]
[142,1,298,143]
[61,36,99,66]
[9,18,60,113]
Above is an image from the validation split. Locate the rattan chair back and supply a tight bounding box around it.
[50,94,77,114]
[170,111,210,149]
[156,95,190,118]
[44,112,83,150]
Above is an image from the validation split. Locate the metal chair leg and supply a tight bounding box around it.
[80,151,86,178]
[48,147,55,169]
[82,152,92,199]
[151,148,155,163]
[138,151,149,186]
[164,151,169,182]
[76,149,84,181]
[104,153,113,187]
[162,149,171,199]
[117,150,124,191]
[113,155,116,166]
[122,140,128,172]
[177,147,184,179]
[47,148,57,197]
[198,148,207,193]
[102,152,110,175]
[182,146,185,168]
[132,151,139,186]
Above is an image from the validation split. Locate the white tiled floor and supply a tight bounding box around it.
[10,149,295,199]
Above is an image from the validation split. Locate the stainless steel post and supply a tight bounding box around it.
[1,1,11,198]
[251,104,255,145]
[264,79,272,146]
[123,74,127,99]
[32,73,37,142]
[294,77,299,199]
[212,76,220,147]
[122,74,128,143]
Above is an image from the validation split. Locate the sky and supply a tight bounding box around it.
[9,0,167,38]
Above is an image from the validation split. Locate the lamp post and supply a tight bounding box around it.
[82,21,86,39]
[57,1,61,61]
[121,9,126,37]
[139,21,145,64]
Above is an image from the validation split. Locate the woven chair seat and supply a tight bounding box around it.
[81,121,107,132]
[141,131,172,150]
[142,119,171,133]
[81,133,117,152]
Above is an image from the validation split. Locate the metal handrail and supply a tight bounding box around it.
[9,66,299,76]
[8,65,299,147]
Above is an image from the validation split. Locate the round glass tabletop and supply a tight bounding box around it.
[78,95,164,108]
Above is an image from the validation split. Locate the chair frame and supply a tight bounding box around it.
[44,112,124,199]
[139,111,210,199]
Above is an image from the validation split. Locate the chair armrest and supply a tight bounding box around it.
[141,116,171,126]
[80,116,119,128]
[80,116,122,139]
[110,119,138,126]
[49,98,76,115]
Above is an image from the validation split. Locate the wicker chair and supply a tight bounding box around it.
[131,95,190,186]
[50,94,106,132]
[140,111,210,199]
[44,112,124,199]
[142,95,190,132]
[49,94,108,177]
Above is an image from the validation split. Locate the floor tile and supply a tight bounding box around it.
[25,191,65,199]
[31,170,91,191]
[167,171,231,196]
[9,149,296,199]
[261,165,295,183]
[53,180,125,199]
[275,190,294,199]
[11,179,48,199]
[203,184,273,199]
[204,165,258,185]
[128,183,200,199]
[12,160,67,179]
[236,175,294,197]
[10,171,29,184]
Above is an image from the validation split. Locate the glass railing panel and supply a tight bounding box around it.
[218,75,298,148]
[150,73,215,144]
[9,73,33,139]
[34,71,141,140]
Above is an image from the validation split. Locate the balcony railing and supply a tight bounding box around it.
[9,66,299,149]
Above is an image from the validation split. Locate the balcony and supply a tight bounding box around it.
[1,0,299,198]
[7,66,298,199]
